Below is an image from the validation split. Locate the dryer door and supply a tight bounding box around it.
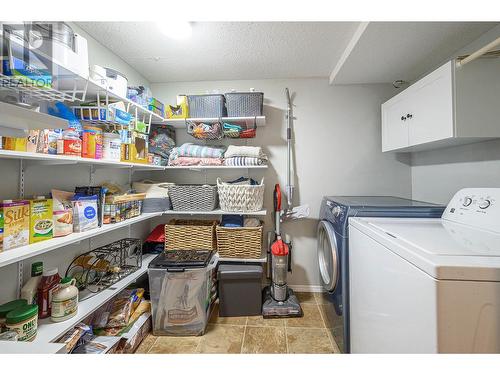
[317,220,340,292]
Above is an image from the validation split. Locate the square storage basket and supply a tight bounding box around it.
[216,223,263,259]
[216,178,265,212]
[168,184,218,211]
[187,94,226,118]
[224,92,264,117]
[165,219,217,251]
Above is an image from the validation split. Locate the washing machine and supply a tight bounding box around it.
[348,188,500,353]
[317,196,445,353]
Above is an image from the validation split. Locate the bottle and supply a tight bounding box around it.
[51,277,78,322]
[37,268,61,319]
[21,262,43,304]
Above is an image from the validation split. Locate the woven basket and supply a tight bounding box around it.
[168,185,218,211]
[165,219,217,251]
[217,178,265,212]
[187,94,226,118]
[216,224,263,259]
[225,92,263,117]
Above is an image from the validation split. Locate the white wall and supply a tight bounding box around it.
[410,25,500,204]
[151,78,411,290]
[69,23,150,87]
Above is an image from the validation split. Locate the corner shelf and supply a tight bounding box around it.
[36,253,157,344]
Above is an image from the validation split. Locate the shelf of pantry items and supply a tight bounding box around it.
[36,253,157,344]
[0,101,69,132]
[163,116,266,128]
[0,213,161,269]
[162,209,267,216]
[0,150,165,170]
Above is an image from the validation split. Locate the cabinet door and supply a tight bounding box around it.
[381,94,410,152]
[409,62,454,146]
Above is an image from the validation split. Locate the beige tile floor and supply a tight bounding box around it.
[136,292,341,354]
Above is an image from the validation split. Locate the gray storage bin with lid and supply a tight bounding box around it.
[217,264,263,317]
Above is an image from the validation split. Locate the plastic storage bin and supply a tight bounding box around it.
[148,251,218,336]
[168,184,218,212]
[224,92,264,117]
[187,94,226,118]
[218,264,263,317]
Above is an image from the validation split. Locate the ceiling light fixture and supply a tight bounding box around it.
[157,21,192,40]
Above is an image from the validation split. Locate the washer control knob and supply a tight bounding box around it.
[478,199,491,209]
[463,197,473,207]
[332,206,342,217]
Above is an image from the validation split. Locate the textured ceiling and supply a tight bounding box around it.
[77,21,498,84]
[332,22,499,84]
[76,22,359,83]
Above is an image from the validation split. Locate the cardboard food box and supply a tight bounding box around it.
[2,200,30,251]
[30,198,54,244]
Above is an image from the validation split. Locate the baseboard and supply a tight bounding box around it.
[288,285,324,293]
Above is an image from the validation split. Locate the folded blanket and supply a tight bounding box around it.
[224,156,266,166]
[168,156,224,166]
[224,145,266,159]
[176,143,226,159]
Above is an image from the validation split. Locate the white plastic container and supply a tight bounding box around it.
[51,277,79,322]
[104,67,128,98]
[103,132,122,161]
[20,262,43,305]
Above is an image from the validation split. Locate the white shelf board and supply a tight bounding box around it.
[163,116,266,128]
[0,150,166,170]
[163,210,267,216]
[0,101,69,131]
[219,255,268,263]
[0,213,161,269]
[0,341,66,354]
[164,165,268,170]
[36,253,157,344]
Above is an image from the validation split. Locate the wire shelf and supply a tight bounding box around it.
[0,73,86,103]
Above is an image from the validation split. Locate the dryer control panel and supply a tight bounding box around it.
[443,188,500,233]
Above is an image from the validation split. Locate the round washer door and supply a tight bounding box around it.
[317,220,340,293]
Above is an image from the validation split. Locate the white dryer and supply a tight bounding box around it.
[348,188,500,353]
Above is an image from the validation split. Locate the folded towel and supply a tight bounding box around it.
[226,177,259,185]
[224,156,266,166]
[221,215,244,227]
[224,145,266,159]
[244,218,261,227]
[168,156,224,166]
[176,143,226,159]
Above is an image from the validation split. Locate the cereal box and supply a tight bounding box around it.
[30,198,53,244]
[2,200,30,250]
[0,208,4,252]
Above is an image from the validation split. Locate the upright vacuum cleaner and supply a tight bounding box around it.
[262,88,310,318]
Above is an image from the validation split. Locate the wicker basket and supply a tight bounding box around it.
[168,185,218,211]
[224,92,263,117]
[217,178,265,212]
[216,224,263,259]
[165,219,217,251]
[187,94,226,118]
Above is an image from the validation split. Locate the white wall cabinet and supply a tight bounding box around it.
[382,58,500,152]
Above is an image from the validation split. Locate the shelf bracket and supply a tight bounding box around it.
[19,159,25,199]
[17,261,24,299]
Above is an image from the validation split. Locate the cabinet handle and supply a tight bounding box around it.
[407,113,413,119]
[401,116,406,121]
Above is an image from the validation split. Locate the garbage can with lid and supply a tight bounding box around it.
[218,264,263,317]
